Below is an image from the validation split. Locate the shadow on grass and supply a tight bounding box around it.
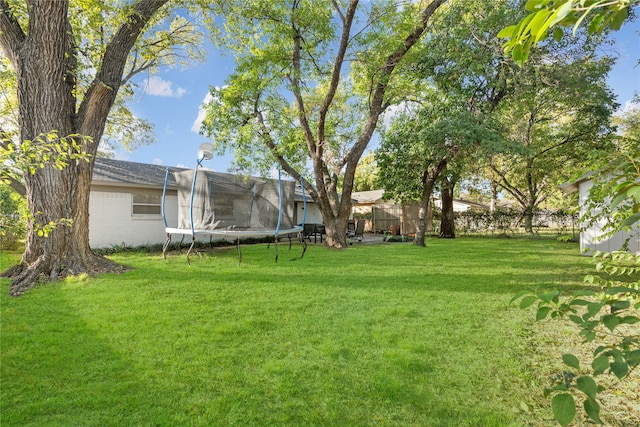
[0,282,189,426]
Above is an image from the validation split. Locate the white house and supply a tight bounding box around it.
[562,174,639,255]
[89,158,316,248]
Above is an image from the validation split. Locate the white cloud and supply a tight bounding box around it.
[191,92,214,133]
[144,76,186,98]
[152,158,163,165]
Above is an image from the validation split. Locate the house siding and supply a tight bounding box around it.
[89,189,179,248]
[578,179,639,255]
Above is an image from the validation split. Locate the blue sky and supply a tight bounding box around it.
[117,24,640,172]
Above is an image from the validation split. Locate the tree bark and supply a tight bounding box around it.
[439,180,455,238]
[414,158,449,247]
[0,0,169,295]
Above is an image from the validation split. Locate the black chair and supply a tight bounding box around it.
[303,223,325,243]
[347,219,365,242]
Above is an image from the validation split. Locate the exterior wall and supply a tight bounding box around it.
[579,179,639,255]
[89,188,178,248]
[297,202,323,224]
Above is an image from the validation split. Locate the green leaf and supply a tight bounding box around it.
[562,353,580,370]
[520,295,538,309]
[621,212,640,227]
[552,26,564,42]
[583,397,603,424]
[576,376,598,400]
[497,25,517,39]
[571,298,590,306]
[538,290,559,304]
[619,315,640,325]
[610,8,629,31]
[610,192,627,210]
[592,355,609,374]
[551,393,576,426]
[536,306,553,321]
[610,300,631,312]
[610,359,628,379]
[587,302,603,317]
[526,9,553,40]
[601,314,620,332]
[627,350,640,366]
[510,290,531,304]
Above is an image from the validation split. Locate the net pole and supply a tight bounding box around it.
[162,167,170,228]
[300,175,307,227]
[275,167,283,237]
[189,154,207,236]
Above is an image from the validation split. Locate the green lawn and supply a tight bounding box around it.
[1,238,590,426]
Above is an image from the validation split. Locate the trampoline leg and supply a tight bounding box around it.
[186,237,195,266]
[290,232,307,261]
[178,235,186,254]
[236,237,242,266]
[162,234,172,259]
[299,232,307,259]
[275,239,279,263]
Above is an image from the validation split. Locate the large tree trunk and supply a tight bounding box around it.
[414,157,450,246]
[439,179,456,238]
[523,204,535,234]
[0,0,169,295]
[414,173,439,247]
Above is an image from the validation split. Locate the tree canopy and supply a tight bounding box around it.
[499,0,639,65]
[199,0,446,248]
[0,0,207,295]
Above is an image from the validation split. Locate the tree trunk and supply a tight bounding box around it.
[0,0,168,295]
[523,205,534,234]
[439,181,456,238]
[414,157,449,246]
[414,174,438,247]
[323,215,349,248]
[490,179,498,213]
[425,199,433,232]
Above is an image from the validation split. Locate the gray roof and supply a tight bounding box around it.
[352,189,386,204]
[92,157,182,188]
[92,158,312,202]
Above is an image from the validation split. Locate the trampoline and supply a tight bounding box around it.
[161,143,306,264]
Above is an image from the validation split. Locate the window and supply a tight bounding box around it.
[132,194,162,216]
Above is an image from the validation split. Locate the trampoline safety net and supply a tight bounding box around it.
[173,169,297,232]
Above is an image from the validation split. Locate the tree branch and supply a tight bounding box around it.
[77,0,170,147]
[0,0,26,68]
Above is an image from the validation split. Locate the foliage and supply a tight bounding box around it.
[0,185,25,249]
[455,208,577,235]
[352,151,379,192]
[0,0,209,294]
[0,1,203,157]
[0,131,92,239]
[489,48,616,232]
[582,133,640,238]
[199,0,447,247]
[378,102,502,204]
[499,0,639,66]
[512,140,640,425]
[1,239,595,426]
[0,131,91,185]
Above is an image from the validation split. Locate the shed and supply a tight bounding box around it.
[562,174,639,255]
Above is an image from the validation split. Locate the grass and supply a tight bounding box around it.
[1,238,590,426]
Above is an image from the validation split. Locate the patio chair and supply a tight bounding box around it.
[347,219,365,242]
